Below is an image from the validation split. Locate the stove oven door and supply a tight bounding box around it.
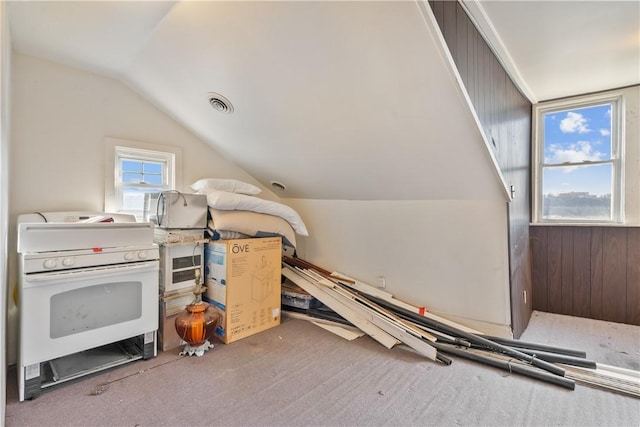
[19,260,159,392]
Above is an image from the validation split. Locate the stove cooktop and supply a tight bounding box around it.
[17,211,155,254]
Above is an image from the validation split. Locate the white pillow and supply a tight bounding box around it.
[190,178,261,195]
[205,189,309,236]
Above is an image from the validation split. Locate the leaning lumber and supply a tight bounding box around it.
[331,272,428,314]
[305,307,351,325]
[304,269,437,343]
[282,257,590,387]
[312,322,365,341]
[282,310,365,338]
[284,256,480,336]
[282,266,399,349]
[594,363,640,379]
[561,364,640,398]
[408,321,472,347]
[288,264,440,362]
[357,290,566,377]
[319,278,439,361]
[330,269,481,334]
[327,286,439,361]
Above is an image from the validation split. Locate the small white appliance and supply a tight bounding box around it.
[16,211,159,401]
[143,191,207,229]
[159,241,205,295]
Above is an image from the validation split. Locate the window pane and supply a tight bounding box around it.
[123,172,142,183]
[143,162,163,174]
[542,163,612,220]
[112,143,177,220]
[144,175,163,185]
[543,104,612,165]
[122,160,142,173]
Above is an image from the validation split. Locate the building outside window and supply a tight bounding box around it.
[532,92,624,223]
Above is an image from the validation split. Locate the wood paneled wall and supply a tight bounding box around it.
[530,226,640,326]
[429,1,533,336]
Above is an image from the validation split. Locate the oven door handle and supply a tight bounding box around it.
[22,260,159,286]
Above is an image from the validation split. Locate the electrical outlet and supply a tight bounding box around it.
[377,276,386,289]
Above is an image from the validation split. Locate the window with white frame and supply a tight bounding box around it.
[105,138,181,221]
[533,92,624,223]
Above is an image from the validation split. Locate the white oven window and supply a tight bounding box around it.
[50,281,142,339]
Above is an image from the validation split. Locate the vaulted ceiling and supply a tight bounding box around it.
[8,1,639,200]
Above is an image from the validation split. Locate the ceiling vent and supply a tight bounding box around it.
[270,181,287,191]
[208,92,234,114]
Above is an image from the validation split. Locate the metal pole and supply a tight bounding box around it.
[433,342,575,390]
[359,292,567,377]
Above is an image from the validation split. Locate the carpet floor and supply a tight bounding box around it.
[5,310,640,426]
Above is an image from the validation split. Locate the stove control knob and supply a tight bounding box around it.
[124,252,135,261]
[62,257,74,267]
[137,251,148,260]
[43,259,57,269]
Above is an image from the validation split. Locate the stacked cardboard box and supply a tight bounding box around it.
[203,237,282,343]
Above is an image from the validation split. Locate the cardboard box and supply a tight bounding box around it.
[204,237,282,343]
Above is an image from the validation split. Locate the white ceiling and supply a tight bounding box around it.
[8,1,639,200]
[467,0,640,103]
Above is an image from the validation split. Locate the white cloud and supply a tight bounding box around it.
[600,129,610,136]
[545,140,604,173]
[560,112,590,134]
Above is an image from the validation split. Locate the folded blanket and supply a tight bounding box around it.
[208,208,297,248]
[204,189,308,236]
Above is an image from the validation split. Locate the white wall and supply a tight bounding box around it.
[287,198,512,334]
[1,0,10,420]
[10,53,274,213]
[7,53,276,363]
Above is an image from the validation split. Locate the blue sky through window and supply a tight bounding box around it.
[543,104,612,196]
[122,160,163,185]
